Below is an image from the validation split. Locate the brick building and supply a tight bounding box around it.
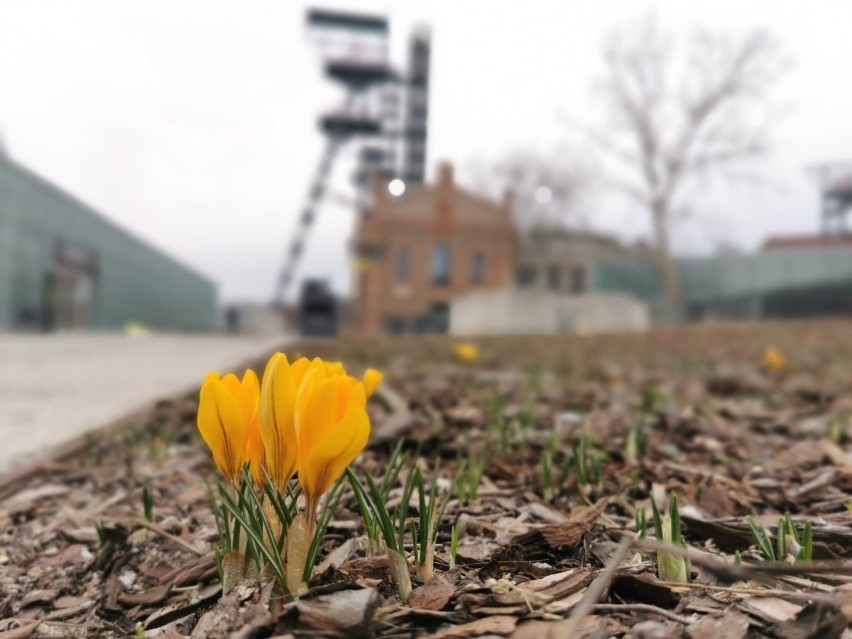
[353,163,515,334]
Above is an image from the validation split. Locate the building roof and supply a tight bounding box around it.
[762,234,852,251]
[371,162,513,229]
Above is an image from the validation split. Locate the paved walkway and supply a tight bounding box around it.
[0,333,289,474]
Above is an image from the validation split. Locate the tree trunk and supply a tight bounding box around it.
[651,200,680,313]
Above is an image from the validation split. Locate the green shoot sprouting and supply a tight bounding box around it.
[652,494,689,583]
[828,417,843,444]
[542,433,557,501]
[635,507,647,540]
[411,464,452,582]
[625,415,648,462]
[746,515,775,561]
[449,516,464,570]
[574,435,603,498]
[214,467,301,595]
[747,513,813,562]
[142,485,154,523]
[575,436,589,487]
[456,448,489,506]
[353,442,409,553]
[347,466,415,601]
[484,394,512,452]
[303,475,347,583]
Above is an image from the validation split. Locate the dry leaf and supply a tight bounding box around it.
[432,615,517,639]
[410,573,458,611]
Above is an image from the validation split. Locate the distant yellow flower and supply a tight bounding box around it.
[453,342,480,362]
[763,346,788,373]
[197,369,261,485]
[295,363,371,512]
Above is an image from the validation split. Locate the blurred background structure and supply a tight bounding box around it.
[0,150,217,332]
[3,3,852,336]
[272,8,431,331]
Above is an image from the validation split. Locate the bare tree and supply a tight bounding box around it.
[468,147,593,230]
[582,15,787,304]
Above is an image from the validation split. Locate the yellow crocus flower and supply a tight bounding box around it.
[294,365,371,524]
[197,369,261,485]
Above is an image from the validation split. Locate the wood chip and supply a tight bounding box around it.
[687,609,750,639]
[540,499,608,549]
[282,587,380,638]
[3,484,70,514]
[739,596,803,623]
[410,573,458,611]
[432,615,517,639]
[117,583,173,606]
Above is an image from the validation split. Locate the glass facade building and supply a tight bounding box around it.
[0,155,217,331]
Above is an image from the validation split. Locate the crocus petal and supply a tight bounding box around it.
[258,353,299,488]
[243,416,265,485]
[197,379,247,483]
[290,357,313,387]
[301,407,370,498]
[296,375,340,458]
[362,369,383,397]
[240,369,260,419]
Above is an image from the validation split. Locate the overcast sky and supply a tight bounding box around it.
[2,1,852,303]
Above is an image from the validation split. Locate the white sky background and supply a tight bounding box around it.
[1,1,851,303]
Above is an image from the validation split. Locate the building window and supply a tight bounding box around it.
[516,265,537,287]
[471,252,487,284]
[570,265,587,293]
[431,243,451,285]
[395,248,410,281]
[547,265,561,291]
[384,317,407,335]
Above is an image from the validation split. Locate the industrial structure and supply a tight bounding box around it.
[353,163,515,334]
[269,8,852,335]
[813,160,852,234]
[0,152,217,331]
[350,157,852,334]
[274,8,431,310]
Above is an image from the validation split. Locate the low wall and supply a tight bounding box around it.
[450,288,649,336]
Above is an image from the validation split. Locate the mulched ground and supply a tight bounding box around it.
[2,320,852,638]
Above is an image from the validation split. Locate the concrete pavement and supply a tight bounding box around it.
[0,333,289,474]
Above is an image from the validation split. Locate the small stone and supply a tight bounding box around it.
[118,569,137,589]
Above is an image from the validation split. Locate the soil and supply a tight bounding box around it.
[2,320,852,638]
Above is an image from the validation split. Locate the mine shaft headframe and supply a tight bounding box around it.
[810,160,852,235]
[306,8,393,90]
[273,9,397,307]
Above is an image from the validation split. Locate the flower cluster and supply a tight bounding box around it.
[197,353,382,508]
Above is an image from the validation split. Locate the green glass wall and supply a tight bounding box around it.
[0,157,217,331]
